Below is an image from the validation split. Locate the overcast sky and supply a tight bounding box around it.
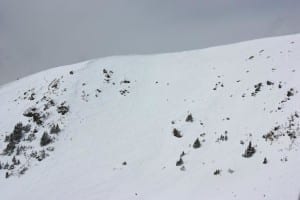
[0,0,300,85]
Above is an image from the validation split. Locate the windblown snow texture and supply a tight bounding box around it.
[0,34,300,199]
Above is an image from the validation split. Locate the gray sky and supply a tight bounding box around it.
[0,0,300,85]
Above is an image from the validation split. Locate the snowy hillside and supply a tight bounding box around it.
[0,34,300,200]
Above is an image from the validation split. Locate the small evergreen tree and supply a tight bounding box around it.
[214,169,221,175]
[40,132,52,146]
[193,138,201,149]
[50,124,60,134]
[12,156,17,165]
[57,103,69,115]
[263,157,268,164]
[37,150,47,161]
[3,142,16,155]
[16,146,21,155]
[10,122,24,143]
[4,162,9,169]
[5,172,10,179]
[180,151,185,157]
[185,114,194,122]
[23,124,31,133]
[242,141,256,158]
[173,128,182,138]
[176,158,184,166]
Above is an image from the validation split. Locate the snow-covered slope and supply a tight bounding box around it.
[1,34,300,200]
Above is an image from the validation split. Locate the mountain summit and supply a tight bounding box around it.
[0,34,300,199]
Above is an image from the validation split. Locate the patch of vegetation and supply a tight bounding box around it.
[3,123,30,155]
[173,128,182,138]
[263,112,299,143]
[23,107,44,125]
[242,141,256,158]
[251,82,263,96]
[119,89,130,96]
[263,157,268,164]
[40,132,52,146]
[176,158,184,166]
[50,124,61,134]
[214,169,221,175]
[287,88,294,97]
[216,131,228,142]
[185,114,193,122]
[102,68,114,83]
[120,80,130,84]
[193,138,201,149]
[57,102,69,115]
[43,99,55,111]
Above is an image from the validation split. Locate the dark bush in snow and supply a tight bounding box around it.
[263,157,268,164]
[180,151,185,157]
[193,138,201,149]
[4,135,10,142]
[44,99,56,111]
[37,150,47,161]
[10,123,24,143]
[173,128,182,138]
[5,172,10,179]
[3,122,28,155]
[23,124,31,133]
[57,103,69,115]
[185,114,194,122]
[40,132,52,146]
[242,141,256,158]
[4,162,9,169]
[33,114,43,125]
[214,169,221,175]
[19,167,28,175]
[23,108,44,125]
[251,83,263,96]
[176,158,184,166]
[26,133,36,142]
[287,88,294,97]
[120,80,130,84]
[29,93,35,100]
[16,146,24,155]
[12,156,17,165]
[119,89,129,96]
[50,124,61,134]
[3,142,16,155]
[23,107,36,117]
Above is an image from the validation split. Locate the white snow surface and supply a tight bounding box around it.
[1,34,300,200]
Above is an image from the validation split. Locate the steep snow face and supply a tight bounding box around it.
[0,34,300,200]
